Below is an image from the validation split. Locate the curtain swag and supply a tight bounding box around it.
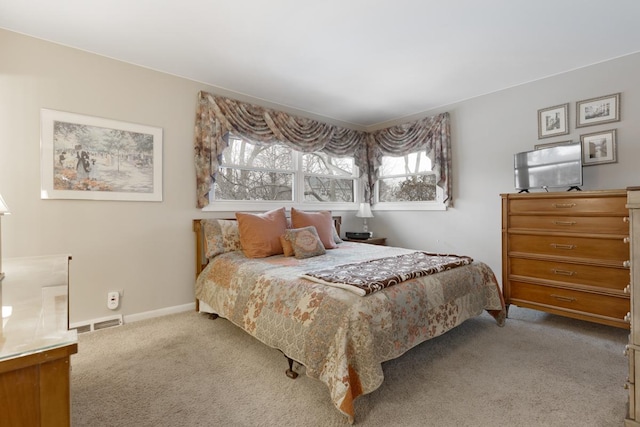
[194,91,452,208]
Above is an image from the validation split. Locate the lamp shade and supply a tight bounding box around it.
[356,202,373,218]
[0,194,9,215]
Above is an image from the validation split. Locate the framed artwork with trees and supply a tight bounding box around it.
[40,109,163,201]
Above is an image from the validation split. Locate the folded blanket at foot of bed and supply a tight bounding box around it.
[302,251,473,296]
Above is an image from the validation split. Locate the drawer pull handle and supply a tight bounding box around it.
[553,221,576,226]
[625,312,632,322]
[624,284,631,294]
[624,237,630,243]
[551,294,576,302]
[624,260,631,268]
[551,269,576,276]
[624,217,630,223]
[553,203,576,209]
[550,243,576,250]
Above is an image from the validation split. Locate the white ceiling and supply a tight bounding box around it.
[1,0,640,130]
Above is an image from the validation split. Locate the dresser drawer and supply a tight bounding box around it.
[510,280,629,319]
[508,196,627,215]
[509,215,629,234]
[509,234,629,263]
[509,258,629,292]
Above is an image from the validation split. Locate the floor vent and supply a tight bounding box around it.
[73,324,92,334]
[71,314,124,333]
[94,316,123,330]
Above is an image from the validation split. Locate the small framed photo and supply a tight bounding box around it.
[538,103,569,139]
[576,93,620,128]
[534,140,573,150]
[580,129,617,166]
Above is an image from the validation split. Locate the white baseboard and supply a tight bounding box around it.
[124,302,195,323]
[71,302,196,333]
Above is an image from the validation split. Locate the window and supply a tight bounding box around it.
[302,152,354,203]
[210,137,357,208]
[375,151,445,209]
[215,139,294,201]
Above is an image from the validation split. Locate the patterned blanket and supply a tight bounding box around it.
[302,252,473,296]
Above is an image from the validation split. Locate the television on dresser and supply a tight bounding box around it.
[514,142,583,192]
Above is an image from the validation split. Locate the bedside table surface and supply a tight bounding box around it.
[344,237,386,246]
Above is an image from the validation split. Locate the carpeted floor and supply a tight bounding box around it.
[71,306,628,426]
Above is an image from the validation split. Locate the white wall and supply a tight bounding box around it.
[1,28,639,324]
[370,53,640,282]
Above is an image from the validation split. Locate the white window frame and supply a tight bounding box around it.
[372,152,447,212]
[203,140,360,212]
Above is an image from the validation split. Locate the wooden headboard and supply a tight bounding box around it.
[193,216,342,310]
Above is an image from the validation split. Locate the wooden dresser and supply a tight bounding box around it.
[626,187,640,426]
[501,189,630,328]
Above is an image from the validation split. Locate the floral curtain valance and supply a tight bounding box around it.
[194,91,451,208]
[369,113,452,206]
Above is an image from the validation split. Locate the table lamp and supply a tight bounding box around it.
[356,202,373,237]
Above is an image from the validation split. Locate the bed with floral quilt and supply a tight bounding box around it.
[193,210,505,424]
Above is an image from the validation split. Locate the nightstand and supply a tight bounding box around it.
[343,237,386,246]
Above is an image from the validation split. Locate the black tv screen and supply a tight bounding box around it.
[514,142,583,191]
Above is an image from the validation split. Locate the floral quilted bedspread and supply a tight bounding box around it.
[195,243,505,423]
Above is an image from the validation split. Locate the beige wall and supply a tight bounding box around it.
[1,29,213,323]
[1,28,639,324]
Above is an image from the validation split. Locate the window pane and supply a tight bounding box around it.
[223,138,293,170]
[302,152,353,176]
[304,176,354,202]
[379,152,432,177]
[212,138,358,205]
[378,174,436,202]
[214,168,293,201]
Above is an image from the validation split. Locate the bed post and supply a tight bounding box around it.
[284,355,299,379]
[193,219,203,312]
[332,215,341,237]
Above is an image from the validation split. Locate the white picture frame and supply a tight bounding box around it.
[534,140,573,150]
[538,103,569,139]
[576,93,620,128]
[580,129,617,166]
[40,109,163,201]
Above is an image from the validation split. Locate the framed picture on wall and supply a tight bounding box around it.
[534,140,573,150]
[576,93,620,128]
[580,129,617,166]
[40,109,163,201]
[538,103,569,139]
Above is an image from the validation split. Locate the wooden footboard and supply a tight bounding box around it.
[193,216,342,312]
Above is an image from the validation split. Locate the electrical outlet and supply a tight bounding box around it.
[107,291,120,310]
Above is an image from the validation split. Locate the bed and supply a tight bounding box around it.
[193,212,505,423]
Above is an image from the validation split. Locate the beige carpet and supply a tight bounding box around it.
[71,307,628,426]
